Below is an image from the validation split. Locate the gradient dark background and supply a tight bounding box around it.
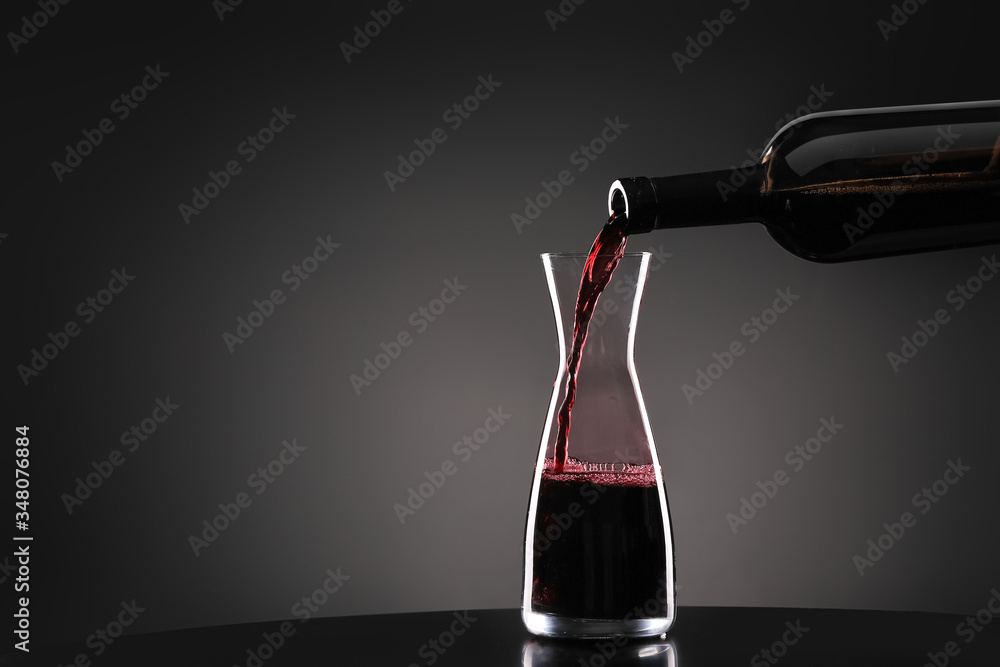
[2,0,999,647]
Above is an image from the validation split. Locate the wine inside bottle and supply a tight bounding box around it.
[610,100,1000,262]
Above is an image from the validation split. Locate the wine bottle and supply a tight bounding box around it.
[609,100,1000,262]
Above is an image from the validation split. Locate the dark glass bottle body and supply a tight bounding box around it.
[609,100,1000,262]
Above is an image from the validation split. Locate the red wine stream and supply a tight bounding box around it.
[552,212,628,472]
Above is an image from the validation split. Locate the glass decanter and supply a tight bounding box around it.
[522,252,676,638]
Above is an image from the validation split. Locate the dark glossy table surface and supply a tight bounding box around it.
[6,606,999,666]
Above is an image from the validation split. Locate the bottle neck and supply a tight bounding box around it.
[611,171,763,234]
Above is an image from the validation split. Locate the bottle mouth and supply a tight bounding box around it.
[607,177,657,233]
[609,182,628,217]
[608,180,629,218]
